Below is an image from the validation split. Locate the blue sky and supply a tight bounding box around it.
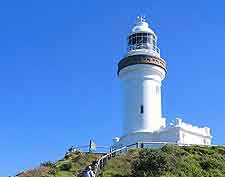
[0,0,225,176]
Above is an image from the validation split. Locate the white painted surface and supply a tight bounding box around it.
[119,64,166,134]
[131,19,155,35]
[114,119,211,148]
[126,48,160,58]
[174,118,211,145]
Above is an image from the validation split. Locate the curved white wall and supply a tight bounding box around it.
[119,64,166,135]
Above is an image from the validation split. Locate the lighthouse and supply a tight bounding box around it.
[113,16,212,148]
[118,16,166,135]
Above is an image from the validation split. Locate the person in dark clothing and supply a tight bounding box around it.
[83,166,95,177]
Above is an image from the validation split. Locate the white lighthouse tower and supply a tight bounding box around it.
[117,16,166,145]
[113,16,212,148]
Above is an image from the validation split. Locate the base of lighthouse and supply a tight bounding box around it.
[112,118,212,149]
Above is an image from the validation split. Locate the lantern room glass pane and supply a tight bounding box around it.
[143,36,148,43]
[133,36,136,45]
[128,36,132,45]
[137,36,142,44]
[128,32,158,52]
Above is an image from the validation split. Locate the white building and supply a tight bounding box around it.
[113,16,212,149]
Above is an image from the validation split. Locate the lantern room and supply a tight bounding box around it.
[127,16,160,57]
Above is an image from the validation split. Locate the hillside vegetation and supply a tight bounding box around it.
[14,145,225,177]
[101,145,225,177]
[15,151,101,177]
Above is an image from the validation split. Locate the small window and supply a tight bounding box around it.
[140,105,144,114]
[156,86,159,95]
[203,139,207,144]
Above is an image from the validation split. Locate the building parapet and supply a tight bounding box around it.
[172,118,211,136]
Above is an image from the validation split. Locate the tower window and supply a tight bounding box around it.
[156,86,159,95]
[140,105,144,114]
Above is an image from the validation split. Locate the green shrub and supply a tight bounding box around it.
[59,162,72,171]
[41,161,56,168]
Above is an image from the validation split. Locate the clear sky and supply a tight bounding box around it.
[0,0,225,176]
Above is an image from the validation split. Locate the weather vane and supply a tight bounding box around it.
[137,15,146,23]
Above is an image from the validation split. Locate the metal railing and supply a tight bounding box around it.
[95,146,129,176]
[127,44,160,54]
[73,145,110,153]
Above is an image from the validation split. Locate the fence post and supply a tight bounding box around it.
[100,159,103,169]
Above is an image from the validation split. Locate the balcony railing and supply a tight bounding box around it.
[128,44,160,54]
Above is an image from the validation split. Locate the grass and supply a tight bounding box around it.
[14,145,225,177]
[15,151,102,177]
[100,145,225,177]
